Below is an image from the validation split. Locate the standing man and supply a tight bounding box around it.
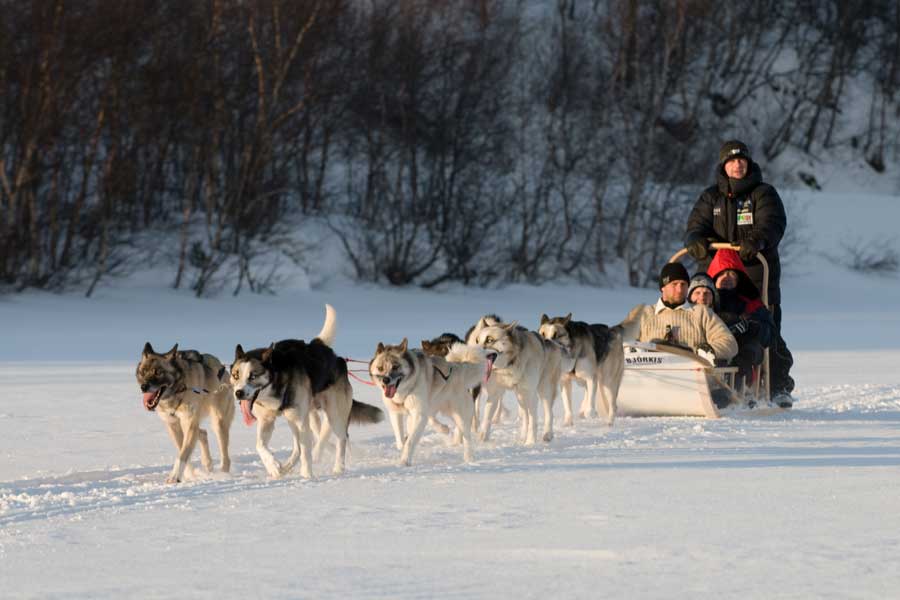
[683,140,794,407]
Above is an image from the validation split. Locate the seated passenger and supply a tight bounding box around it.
[619,262,737,364]
[707,248,775,387]
[688,272,718,309]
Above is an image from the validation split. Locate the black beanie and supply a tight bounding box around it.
[659,262,690,289]
[719,140,751,165]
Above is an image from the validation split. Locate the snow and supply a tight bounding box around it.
[2,189,900,599]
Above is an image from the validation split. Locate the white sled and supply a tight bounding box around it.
[617,341,721,418]
[615,243,778,418]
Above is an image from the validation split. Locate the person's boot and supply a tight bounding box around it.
[772,391,793,409]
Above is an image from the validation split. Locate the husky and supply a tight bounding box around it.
[135,343,234,484]
[421,332,465,358]
[463,316,510,427]
[369,338,491,466]
[420,333,468,436]
[470,316,570,444]
[538,313,625,426]
[230,305,383,479]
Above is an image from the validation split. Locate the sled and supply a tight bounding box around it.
[616,243,779,418]
[617,341,721,418]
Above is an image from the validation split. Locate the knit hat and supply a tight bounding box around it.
[719,140,751,165]
[659,262,690,289]
[688,272,719,308]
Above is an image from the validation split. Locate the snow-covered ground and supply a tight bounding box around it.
[2,189,899,599]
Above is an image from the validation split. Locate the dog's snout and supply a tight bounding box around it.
[235,389,245,400]
[140,383,150,392]
[381,376,392,385]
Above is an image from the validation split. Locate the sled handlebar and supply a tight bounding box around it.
[668,243,769,307]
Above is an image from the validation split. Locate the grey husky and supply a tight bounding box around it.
[538,314,625,426]
[135,343,234,483]
[230,305,383,479]
[470,316,570,444]
[369,338,491,465]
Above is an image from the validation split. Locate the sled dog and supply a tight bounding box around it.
[420,333,470,436]
[538,313,625,426]
[135,343,234,484]
[230,305,383,479]
[470,316,570,444]
[369,338,490,465]
[421,332,465,358]
[463,316,511,427]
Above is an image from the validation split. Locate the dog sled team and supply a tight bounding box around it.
[135,260,772,484]
[134,139,795,483]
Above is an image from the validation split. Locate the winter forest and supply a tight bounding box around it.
[2,0,899,295]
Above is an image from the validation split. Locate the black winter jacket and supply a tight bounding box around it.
[684,162,787,304]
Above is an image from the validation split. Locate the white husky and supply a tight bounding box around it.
[471,318,570,444]
[369,339,490,466]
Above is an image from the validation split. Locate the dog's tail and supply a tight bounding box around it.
[316,304,337,347]
[349,399,384,425]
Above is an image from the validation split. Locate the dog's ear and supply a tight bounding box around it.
[421,340,432,352]
[505,320,519,330]
[261,343,274,363]
[399,338,408,352]
[234,344,245,360]
[477,316,487,329]
[143,342,154,357]
[164,343,178,360]
[563,313,572,324]
[376,342,385,355]
[540,314,549,325]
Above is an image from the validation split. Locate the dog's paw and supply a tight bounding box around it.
[478,430,490,443]
[542,431,554,443]
[165,474,181,484]
[563,416,574,427]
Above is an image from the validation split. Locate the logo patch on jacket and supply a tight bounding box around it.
[737,199,753,226]
[713,207,722,216]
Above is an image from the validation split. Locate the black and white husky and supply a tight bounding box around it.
[230,305,383,479]
[538,314,625,426]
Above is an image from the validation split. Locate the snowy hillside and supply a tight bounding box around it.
[1,188,899,599]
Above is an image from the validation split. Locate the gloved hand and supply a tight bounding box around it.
[695,342,716,364]
[739,238,762,262]
[729,317,750,336]
[687,238,709,261]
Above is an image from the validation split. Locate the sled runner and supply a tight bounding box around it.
[616,243,779,418]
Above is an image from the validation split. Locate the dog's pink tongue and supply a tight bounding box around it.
[385,384,397,399]
[483,358,493,384]
[240,399,256,426]
[142,392,156,410]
